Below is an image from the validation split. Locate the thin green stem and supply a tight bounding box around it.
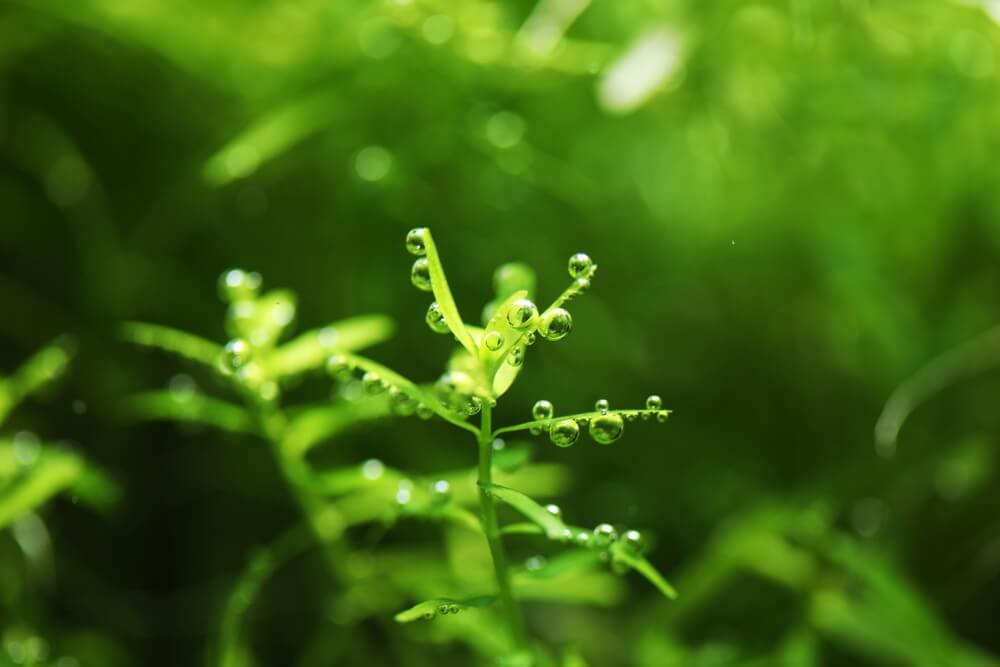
[476,404,529,653]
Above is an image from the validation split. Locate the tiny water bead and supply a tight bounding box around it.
[539,308,572,341]
[568,252,593,279]
[389,386,417,415]
[416,403,434,420]
[507,346,524,367]
[525,555,546,572]
[657,411,669,423]
[361,458,385,480]
[574,277,591,291]
[484,330,504,351]
[645,395,663,410]
[621,529,645,553]
[218,268,262,302]
[405,227,428,256]
[593,523,618,547]
[223,339,252,370]
[548,419,580,448]
[506,299,539,329]
[432,479,451,501]
[425,302,450,334]
[589,413,625,444]
[532,399,554,421]
[410,257,432,291]
[326,354,351,379]
[594,398,609,414]
[544,504,562,519]
[575,531,592,546]
[362,371,386,394]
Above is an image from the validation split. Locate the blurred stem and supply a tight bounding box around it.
[477,404,529,654]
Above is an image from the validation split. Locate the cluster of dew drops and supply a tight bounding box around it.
[405,227,583,351]
[528,395,668,448]
[531,502,649,570]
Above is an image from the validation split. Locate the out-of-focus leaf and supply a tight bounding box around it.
[610,541,678,600]
[283,398,391,458]
[394,595,495,623]
[481,483,567,539]
[225,289,297,349]
[257,315,394,378]
[514,568,625,606]
[421,229,477,355]
[121,322,222,368]
[203,92,340,186]
[120,391,257,436]
[0,338,73,425]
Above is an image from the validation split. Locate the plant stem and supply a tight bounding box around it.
[477,403,529,653]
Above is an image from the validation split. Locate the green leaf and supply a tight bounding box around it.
[257,315,394,378]
[479,291,529,397]
[610,541,678,599]
[0,338,74,425]
[421,229,477,355]
[120,391,257,435]
[493,408,671,438]
[225,289,297,349]
[394,595,495,623]
[121,321,222,368]
[481,483,567,539]
[282,398,391,458]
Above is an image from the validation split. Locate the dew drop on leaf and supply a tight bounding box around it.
[406,228,428,256]
[425,302,450,334]
[548,419,580,448]
[594,398,609,414]
[484,330,504,351]
[410,257,432,291]
[362,370,386,394]
[593,523,618,547]
[532,399,554,420]
[506,299,538,329]
[539,308,572,341]
[223,339,252,370]
[589,413,624,444]
[568,253,593,279]
[645,395,663,410]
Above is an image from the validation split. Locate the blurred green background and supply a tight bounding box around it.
[3,0,1000,665]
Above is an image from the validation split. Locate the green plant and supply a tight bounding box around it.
[1,339,120,666]
[322,228,677,664]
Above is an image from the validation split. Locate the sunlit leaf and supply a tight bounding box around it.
[610,541,678,600]
[421,229,477,355]
[394,594,495,623]
[0,338,74,425]
[121,322,222,368]
[258,315,394,378]
[120,391,257,436]
[481,483,567,539]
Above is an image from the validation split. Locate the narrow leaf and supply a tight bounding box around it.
[283,398,391,458]
[611,542,678,599]
[121,322,222,367]
[258,315,394,378]
[120,391,257,435]
[394,595,495,623]
[481,483,567,539]
[421,229,477,354]
[0,338,73,425]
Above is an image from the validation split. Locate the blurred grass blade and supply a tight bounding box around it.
[610,542,677,599]
[875,324,1000,457]
[283,398,391,458]
[259,315,394,378]
[481,483,566,539]
[120,391,257,435]
[121,322,222,367]
[0,338,73,425]
[421,230,477,355]
[394,595,495,623]
[203,92,339,186]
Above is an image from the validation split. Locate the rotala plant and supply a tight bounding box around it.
[123,229,675,666]
[326,228,677,664]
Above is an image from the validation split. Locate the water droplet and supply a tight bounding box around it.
[621,529,645,553]
[484,331,504,351]
[525,332,536,346]
[218,269,262,302]
[410,258,432,291]
[558,528,574,542]
[624,412,638,422]
[539,308,572,341]
[656,410,669,423]
[362,371,386,395]
[589,414,624,444]
[593,523,618,547]
[568,253,593,279]
[416,403,434,420]
[594,399,609,414]
[507,346,525,367]
[575,531,592,546]
[355,145,392,182]
[426,302,450,334]
[525,555,546,571]
[223,339,253,370]
[447,604,460,614]
[544,504,562,519]
[423,610,435,620]
[436,603,450,615]
[492,438,506,450]
[406,228,428,256]
[432,479,451,501]
[362,458,385,480]
[506,299,538,329]
[532,399,554,421]
[13,431,40,466]
[574,277,591,290]
[549,419,580,448]
[326,354,352,379]
[645,395,663,410]
[389,386,416,415]
[396,480,413,505]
